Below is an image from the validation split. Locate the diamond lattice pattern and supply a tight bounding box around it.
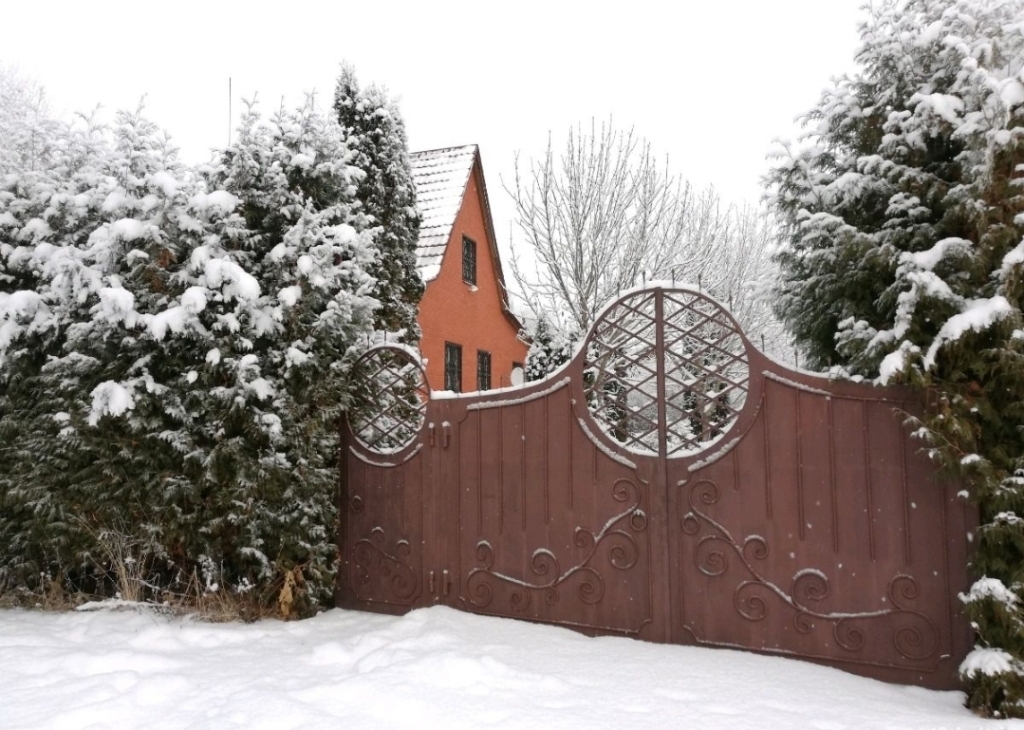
[348,347,428,453]
[583,290,749,457]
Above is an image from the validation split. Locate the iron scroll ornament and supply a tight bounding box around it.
[466,478,648,611]
[350,525,418,602]
[581,287,751,458]
[680,479,940,661]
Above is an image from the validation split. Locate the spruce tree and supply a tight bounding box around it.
[767,0,1024,715]
[333,64,422,342]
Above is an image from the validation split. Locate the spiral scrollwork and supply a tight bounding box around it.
[834,621,867,652]
[532,549,560,578]
[475,541,494,567]
[350,528,417,601]
[691,479,720,508]
[794,611,815,635]
[679,479,942,663]
[574,528,596,550]
[613,479,638,504]
[742,535,768,561]
[695,536,730,577]
[608,531,640,570]
[792,570,829,605]
[888,573,920,607]
[466,478,646,613]
[577,568,604,604]
[467,573,494,609]
[893,618,935,660]
[734,581,769,621]
[508,587,531,612]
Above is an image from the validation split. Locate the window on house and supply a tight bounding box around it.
[477,350,492,391]
[462,236,477,285]
[444,342,463,392]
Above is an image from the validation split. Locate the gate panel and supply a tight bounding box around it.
[448,381,659,638]
[339,285,974,690]
[669,366,972,688]
[338,347,433,612]
[342,446,428,610]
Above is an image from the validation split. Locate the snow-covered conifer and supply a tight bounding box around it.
[333,64,422,342]
[0,106,199,592]
[524,314,576,381]
[194,97,378,608]
[1,96,378,613]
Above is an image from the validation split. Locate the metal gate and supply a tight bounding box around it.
[337,285,974,689]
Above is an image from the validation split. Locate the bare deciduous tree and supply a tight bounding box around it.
[506,120,790,359]
[506,121,713,332]
[0,62,57,175]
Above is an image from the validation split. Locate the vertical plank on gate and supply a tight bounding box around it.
[650,288,673,643]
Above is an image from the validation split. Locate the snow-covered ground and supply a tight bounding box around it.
[0,604,1015,730]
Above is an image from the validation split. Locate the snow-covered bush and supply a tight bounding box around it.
[766,0,1024,715]
[0,97,379,614]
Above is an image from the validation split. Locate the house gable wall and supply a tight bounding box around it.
[417,163,527,391]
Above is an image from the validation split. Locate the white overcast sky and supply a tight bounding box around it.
[3,0,864,255]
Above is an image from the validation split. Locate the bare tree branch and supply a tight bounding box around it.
[0,63,58,175]
[504,120,790,360]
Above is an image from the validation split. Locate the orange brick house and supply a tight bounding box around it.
[410,145,528,392]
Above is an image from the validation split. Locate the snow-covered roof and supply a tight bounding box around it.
[410,145,477,282]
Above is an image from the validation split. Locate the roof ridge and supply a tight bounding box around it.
[410,144,478,158]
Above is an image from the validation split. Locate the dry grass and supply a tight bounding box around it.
[0,574,89,611]
[1,525,315,623]
[157,568,281,623]
[0,573,287,622]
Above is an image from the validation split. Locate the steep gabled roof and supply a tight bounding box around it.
[410,144,521,330]
[409,145,477,282]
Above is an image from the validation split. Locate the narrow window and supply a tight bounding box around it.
[462,236,477,285]
[444,342,463,392]
[477,350,492,391]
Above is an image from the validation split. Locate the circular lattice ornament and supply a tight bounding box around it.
[347,346,429,453]
[583,288,750,457]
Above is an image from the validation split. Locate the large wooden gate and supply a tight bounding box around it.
[338,285,974,689]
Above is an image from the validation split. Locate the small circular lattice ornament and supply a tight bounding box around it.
[347,346,428,453]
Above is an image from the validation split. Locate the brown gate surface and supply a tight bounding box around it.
[338,285,974,689]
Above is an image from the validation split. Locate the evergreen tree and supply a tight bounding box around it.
[333,64,422,342]
[0,107,204,594]
[0,97,378,613]
[767,0,1024,715]
[524,314,577,381]
[195,97,378,609]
